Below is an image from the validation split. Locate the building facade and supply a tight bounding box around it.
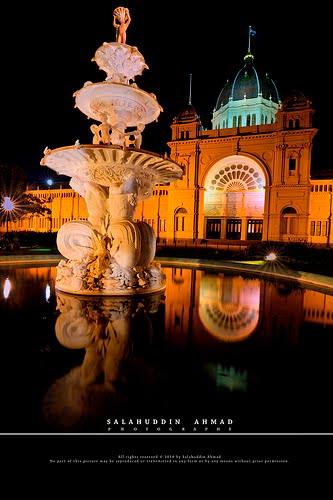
[141,49,332,246]
[2,47,332,246]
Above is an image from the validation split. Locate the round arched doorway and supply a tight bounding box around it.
[204,155,267,240]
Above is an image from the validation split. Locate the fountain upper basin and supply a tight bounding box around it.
[41,144,183,192]
[74,82,162,126]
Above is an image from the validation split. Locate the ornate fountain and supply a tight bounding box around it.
[41,6,183,295]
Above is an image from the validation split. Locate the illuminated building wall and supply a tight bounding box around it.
[2,150,332,246]
[166,92,332,245]
[2,135,332,245]
[1,187,88,233]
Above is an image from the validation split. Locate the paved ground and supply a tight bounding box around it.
[1,252,333,294]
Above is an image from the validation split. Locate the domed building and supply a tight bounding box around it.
[212,50,280,131]
[134,33,332,246]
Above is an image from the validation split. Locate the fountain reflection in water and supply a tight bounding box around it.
[42,290,162,432]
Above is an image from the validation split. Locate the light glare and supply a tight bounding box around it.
[3,278,11,299]
[45,284,51,302]
[3,197,15,211]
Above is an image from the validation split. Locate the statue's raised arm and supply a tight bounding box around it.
[113,6,131,44]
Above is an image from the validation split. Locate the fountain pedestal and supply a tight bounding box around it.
[40,6,183,295]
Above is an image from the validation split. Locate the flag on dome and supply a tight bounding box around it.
[249,27,256,36]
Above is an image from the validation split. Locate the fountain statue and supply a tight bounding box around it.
[40,6,183,295]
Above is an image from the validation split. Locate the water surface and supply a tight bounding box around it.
[1,264,332,434]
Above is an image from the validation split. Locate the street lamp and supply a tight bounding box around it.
[2,196,15,238]
[327,188,332,248]
[46,179,53,232]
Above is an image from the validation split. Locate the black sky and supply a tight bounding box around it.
[0,1,330,184]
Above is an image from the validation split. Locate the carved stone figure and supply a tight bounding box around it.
[113,6,131,44]
[108,172,138,220]
[90,124,101,144]
[124,123,145,149]
[70,177,109,233]
[99,115,111,144]
[110,122,126,146]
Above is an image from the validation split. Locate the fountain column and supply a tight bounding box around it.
[40,6,183,295]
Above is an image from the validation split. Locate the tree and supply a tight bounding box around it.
[0,163,51,228]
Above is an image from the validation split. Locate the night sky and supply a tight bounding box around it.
[1,1,330,185]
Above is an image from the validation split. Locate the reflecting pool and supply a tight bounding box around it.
[1,263,333,434]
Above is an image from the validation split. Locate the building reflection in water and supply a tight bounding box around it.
[2,264,333,432]
[198,274,260,342]
[163,267,304,347]
[303,290,333,327]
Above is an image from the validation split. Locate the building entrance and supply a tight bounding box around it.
[247,219,263,240]
[226,219,241,240]
[206,219,221,239]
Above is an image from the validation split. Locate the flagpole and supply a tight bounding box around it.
[248,26,256,52]
[189,73,192,105]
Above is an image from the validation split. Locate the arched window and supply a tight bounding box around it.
[282,207,297,214]
[246,114,251,126]
[289,157,296,176]
[280,206,298,235]
[238,116,242,127]
[175,207,187,232]
[252,114,256,125]
[233,116,237,127]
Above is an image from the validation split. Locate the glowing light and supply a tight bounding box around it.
[3,278,11,299]
[2,197,15,211]
[46,179,53,187]
[0,194,23,222]
[45,284,51,302]
[266,252,277,261]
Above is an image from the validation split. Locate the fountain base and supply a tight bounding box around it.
[54,217,166,296]
[55,258,166,296]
